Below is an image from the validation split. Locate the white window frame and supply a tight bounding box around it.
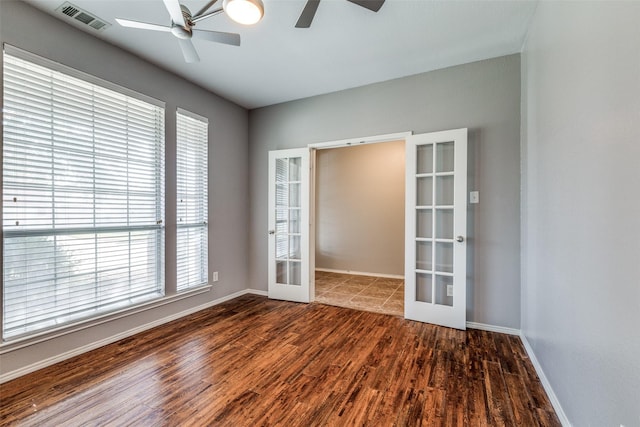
[176,108,209,292]
[1,45,171,343]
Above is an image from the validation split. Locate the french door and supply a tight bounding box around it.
[267,148,311,302]
[267,130,467,328]
[405,129,468,329]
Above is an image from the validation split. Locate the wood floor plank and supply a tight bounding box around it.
[0,295,561,426]
[504,372,539,426]
[483,360,518,426]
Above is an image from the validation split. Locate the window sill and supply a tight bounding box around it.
[0,285,212,354]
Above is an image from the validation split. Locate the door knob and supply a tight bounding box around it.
[456,236,464,242]
[268,230,275,235]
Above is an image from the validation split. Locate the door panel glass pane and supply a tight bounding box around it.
[436,141,454,173]
[417,144,433,174]
[289,235,301,259]
[289,261,301,286]
[435,242,453,273]
[416,241,432,271]
[435,209,454,239]
[435,175,454,206]
[289,157,301,182]
[276,209,288,233]
[289,183,300,207]
[276,158,288,183]
[416,177,433,206]
[416,273,432,303]
[276,184,288,208]
[276,260,287,284]
[275,235,288,259]
[289,208,300,234]
[416,209,433,238]
[435,275,453,306]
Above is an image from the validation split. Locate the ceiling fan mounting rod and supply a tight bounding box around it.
[191,8,224,24]
[194,0,220,18]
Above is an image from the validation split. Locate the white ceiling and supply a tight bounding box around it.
[22,0,537,109]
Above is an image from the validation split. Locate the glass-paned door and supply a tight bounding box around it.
[268,148,310,303]
[405,129,467,329]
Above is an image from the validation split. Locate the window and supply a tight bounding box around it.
[2,47,165,340]
[176,109,208,291]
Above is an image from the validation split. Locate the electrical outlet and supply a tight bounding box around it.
[446,284,453,297]
[470,191,479,204]
[213,271,219,282]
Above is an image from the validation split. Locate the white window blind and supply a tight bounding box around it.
[176,109,208,291]
[2,48,166,340]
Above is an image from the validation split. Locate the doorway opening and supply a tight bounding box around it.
[312,139,406,316]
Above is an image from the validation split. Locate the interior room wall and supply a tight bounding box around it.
[249,54,522,329]
[315,141,405,277]
[521,2,640,424]
[0,1,249,378]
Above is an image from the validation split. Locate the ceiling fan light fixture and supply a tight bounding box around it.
[223,0,264,25]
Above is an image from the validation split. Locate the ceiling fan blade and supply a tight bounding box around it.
[192,29,240,47]
[162,0,186,27]
[115,18,172,32]
[295,0,321,28]
[346,0,385,12]
[178,39,200,63]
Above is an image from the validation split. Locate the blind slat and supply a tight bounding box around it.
[176,111,208,291]
[2,51,166,340]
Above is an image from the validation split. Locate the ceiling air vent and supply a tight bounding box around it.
[55,2,111,32]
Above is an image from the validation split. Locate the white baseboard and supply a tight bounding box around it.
[0,288,260,384]
[520,334,571,427]
[467,322,570,426]
[315,268,404,280]
[466,321,521,336]
[0,288,570,427]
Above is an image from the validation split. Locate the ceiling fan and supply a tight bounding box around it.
[295,0,385,28]
[115,0,264,63]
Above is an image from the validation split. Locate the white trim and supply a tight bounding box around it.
[520,334,572,427]
[308,131,412,150]
[3,44,164,108]
[0,288,261,384]
[466,323,569,425]
[315,268,404,280]
[1,286,212,352]
[466,323,570,425]
[0,288,570,427]
[466,321,521,336]
[177,107,209,124]
[309,151,317,299]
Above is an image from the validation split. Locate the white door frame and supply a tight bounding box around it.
[307,132,413,303]
[270,129,469,330]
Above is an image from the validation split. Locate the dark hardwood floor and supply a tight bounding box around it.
[0,295,560,426]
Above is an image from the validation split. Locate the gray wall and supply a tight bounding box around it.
[521,2,640,425]
[249,54,522,328]
[0,1,249,377]
[315,141,405,276]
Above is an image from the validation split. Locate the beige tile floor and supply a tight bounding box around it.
[314,271,404,316]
